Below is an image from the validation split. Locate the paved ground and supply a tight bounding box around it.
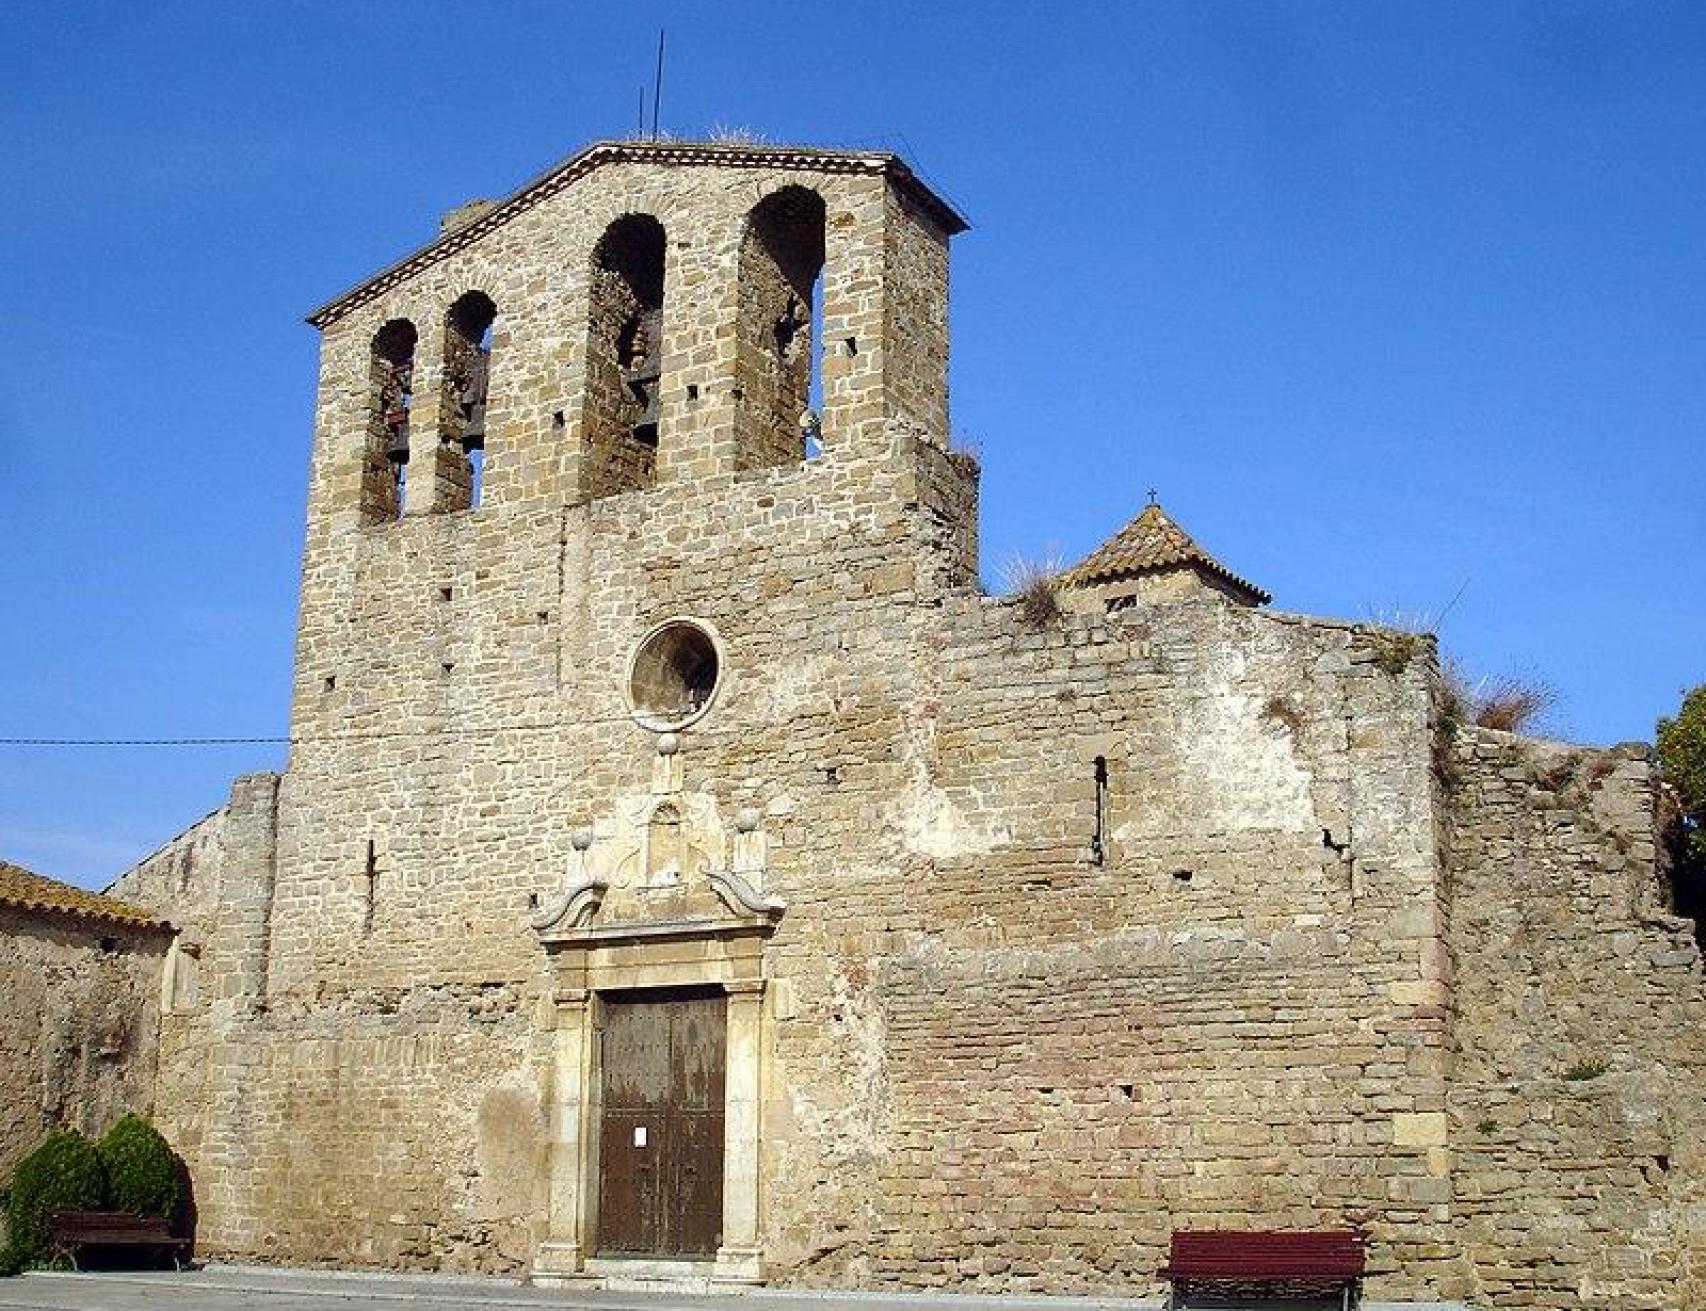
[0,1267,1163,1311]
[0,1267,1466,1311]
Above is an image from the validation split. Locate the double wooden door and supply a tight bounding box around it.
[596,987,727,1257]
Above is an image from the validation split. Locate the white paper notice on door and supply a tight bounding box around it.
[633,1125,648,1148]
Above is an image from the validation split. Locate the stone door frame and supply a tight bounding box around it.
[532,916,772,1287]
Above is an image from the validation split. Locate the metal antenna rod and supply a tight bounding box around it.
[651,29,665,139]
[638,85,646,137]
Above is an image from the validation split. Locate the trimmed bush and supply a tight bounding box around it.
[96,1116,182,1222]
[4,1130,105,1268]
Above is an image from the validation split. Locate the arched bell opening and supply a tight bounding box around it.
[435,291,497,512]
[364,319,417,522]
[734,186,826,471]
[585,214,667,499]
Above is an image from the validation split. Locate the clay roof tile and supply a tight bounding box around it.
[1058,502,1270,605]
[0,860,168,931]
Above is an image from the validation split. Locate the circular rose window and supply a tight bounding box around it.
[625,618,724,731]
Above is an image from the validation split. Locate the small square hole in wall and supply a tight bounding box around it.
[441,660,456,673]
[1113,1083,1135,1104]
[323,675,336,692]
[552,411,565,428]
[537,610,550,624]
[686,383,699,401]
[843,336,858,356]
[439,586,453,602]
[1172,869,1194,884]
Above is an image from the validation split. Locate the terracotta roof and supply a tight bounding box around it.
[0,860,168,930]
[1058,502,1271,605]
[307,139,970,330]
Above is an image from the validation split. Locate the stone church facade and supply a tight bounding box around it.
[106,141,1706,1307]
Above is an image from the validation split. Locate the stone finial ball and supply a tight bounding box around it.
[735,807,762,834]
[657,732,681,756]
[570,827,595,851]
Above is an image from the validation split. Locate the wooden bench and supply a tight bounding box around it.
[48,1211,190,1270]
[1160,1229,1365,1308]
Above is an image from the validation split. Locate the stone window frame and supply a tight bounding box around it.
[623,616,727,733]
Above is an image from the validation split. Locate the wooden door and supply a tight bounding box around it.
[597,988,726,1257]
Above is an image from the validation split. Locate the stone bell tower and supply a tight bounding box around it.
[232,141,976,1284]
[289,141,973,751]
[299,141,965,527]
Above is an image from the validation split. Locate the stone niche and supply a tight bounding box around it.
[529,731,782,1287]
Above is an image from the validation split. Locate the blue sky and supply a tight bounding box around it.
[3,2,1702,888]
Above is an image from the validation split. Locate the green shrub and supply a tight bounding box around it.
[4,1130,105,1268]
[96,1116,182,1222]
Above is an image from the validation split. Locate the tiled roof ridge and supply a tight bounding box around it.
[0,860,169,930]
[306,139,969,329]
[1058,502,1271,604]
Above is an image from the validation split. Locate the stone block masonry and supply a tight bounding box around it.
[1446,732,1706,1308]
[95,140,1706,1308]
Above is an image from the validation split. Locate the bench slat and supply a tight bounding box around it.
[1162,1229,1365,1281]
[49,1211,187,1250]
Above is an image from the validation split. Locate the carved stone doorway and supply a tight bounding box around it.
[531,918,777,1288]
[527,754,782,1288]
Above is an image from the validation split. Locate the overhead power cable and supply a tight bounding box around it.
[0,709,662,748]
[0,736,290,747]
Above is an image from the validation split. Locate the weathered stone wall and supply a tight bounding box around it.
[0,907,167,1177]
[748,598,1462,1300]
[1446,730,1706,1309]
[94,144,1706,1307]
[110,773,280,1248]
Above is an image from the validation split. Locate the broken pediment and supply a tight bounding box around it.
[531,787,782,947]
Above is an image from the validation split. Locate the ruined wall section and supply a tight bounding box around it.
[755,598,1465,1301]
[1446,730,1706,1309]
[0,910,167,1177]
[109,773,281,1258]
